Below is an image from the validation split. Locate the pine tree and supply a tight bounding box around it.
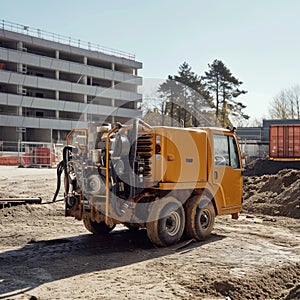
[157,77,183,126]
[158,62,213,127]
[202,59,248,126]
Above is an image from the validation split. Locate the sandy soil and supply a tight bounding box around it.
[243,169,300,219]
[0,166,299,300]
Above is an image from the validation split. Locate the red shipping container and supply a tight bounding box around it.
[269,125,300,160]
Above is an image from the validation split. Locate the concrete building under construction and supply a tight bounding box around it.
[0,20,143,148]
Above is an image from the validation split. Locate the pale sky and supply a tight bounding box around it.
[2,0,300,123]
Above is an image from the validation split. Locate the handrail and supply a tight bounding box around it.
[1,19,135,60]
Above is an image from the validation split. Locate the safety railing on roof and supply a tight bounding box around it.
[0,19,135,60]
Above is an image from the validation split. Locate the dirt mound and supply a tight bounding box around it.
[179,263,300,299]
[243,169,300,218]
[244,157,300,176]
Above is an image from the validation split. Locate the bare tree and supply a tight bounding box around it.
[269,90,290,119]
[290,85,300,118]
[269,85,300,119]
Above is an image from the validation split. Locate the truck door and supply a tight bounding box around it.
[212,134,242,208]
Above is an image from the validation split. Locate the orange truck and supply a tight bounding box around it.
[53,119,243,247]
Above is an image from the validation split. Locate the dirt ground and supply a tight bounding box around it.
[0,166,299,300]
[243,169,300,219]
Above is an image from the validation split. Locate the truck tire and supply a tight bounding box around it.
[184,195,215,241]
[83,214,115,235]
[147,197,185,247]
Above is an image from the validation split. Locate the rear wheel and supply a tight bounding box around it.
[185,195,215,241]
[147,197,185,247]
[83,213,115,234]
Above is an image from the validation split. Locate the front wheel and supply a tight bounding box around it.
[83,213,115,234]
[184,195,215,241]
[146,197,185,247]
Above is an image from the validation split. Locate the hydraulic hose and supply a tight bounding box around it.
[52,160,65,202]
[52,145,77,202]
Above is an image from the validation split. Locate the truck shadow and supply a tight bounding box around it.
[0,229,225,299]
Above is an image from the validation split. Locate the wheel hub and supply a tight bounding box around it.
[200,210,210,229]
[165,211,181,236]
